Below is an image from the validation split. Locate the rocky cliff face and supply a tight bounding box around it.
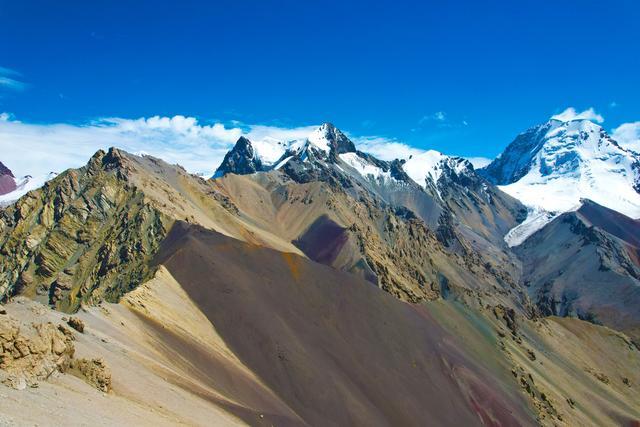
[214,136,264,176]
[0,149,170,312]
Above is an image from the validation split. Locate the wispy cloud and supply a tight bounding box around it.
[419,111,447,125]
[0,66,28,91]
[0,67,20,76]
[551,107,604,123]
[415,111,469,132]
[612,121,640,152]
[465,157,492,168]
[244,123,318,143]
[353,135,425,161]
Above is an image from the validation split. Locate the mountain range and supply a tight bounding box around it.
[0,116,639,425]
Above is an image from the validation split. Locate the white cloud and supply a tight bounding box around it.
[353,136,425,161]
[0,77,26,90]
[0,114,318,178]
[465,157,492,169]
[0,113,494,185]
[551,107,604,123]
[101,115,243,143]
[0,66,27,91]
[353,135,492,168]
[245,124,318,143]
[612,121,640,152]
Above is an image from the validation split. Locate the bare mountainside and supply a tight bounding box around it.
[1,221,638,425]
[517,200,640,342]
[0,144,639,425]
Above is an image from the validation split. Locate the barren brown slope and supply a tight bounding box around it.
[153,221,535,427]
[212,171,533,312]
[516,201,640,343]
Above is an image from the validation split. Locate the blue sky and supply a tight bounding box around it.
[1,0,639,161]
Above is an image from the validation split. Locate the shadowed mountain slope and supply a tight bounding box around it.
[516,200,640,342]
[153,221,535,426]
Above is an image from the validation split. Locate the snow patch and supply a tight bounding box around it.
[503,208,562,247]
[403,150,448,188]
[339,152,390,180]
[307,124,332,153]
[0,172,58,206]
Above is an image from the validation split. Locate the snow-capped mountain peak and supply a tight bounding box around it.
[307,123,333,152]
[308,122,356,154]
[480,117,640,245]
[402,150,474,193]
[213,123,358,177]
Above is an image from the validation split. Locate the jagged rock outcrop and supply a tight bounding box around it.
[214,136,264,176]
[0,306,113,392]
[0,148,170,312]
[70,357,112,392]
[316,122,356,155]
[0,312,75,389]
[67,316,85,333]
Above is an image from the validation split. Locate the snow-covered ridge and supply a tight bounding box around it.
[0,172,58,207]
[215,123,481,197]
[214,123,347,176]
[339,152,392,181]
[503,208,563,247]
[307,124,333,153]
[482,118,640,245]
[402,150,474,195]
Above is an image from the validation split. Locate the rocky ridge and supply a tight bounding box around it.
[0,148,170,311]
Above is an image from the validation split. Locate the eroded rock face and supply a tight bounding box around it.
[0,148,170,312]
[0,308,113,392]
[0,313,75,389]
[67,317,84,333]
[70,358,111,393]
[215,136,264,176]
